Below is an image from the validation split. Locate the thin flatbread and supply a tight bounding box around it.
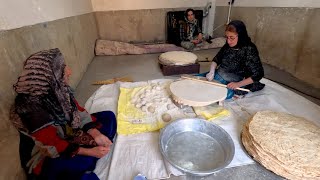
[242,111,320,180]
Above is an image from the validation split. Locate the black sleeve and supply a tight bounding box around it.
[82,121,99,133]
[245,45,264,82]
[197,20,202,34]
[179,21,186,41]
[212,44,227,65]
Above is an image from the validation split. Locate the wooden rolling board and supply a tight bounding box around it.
[169,79,227,107]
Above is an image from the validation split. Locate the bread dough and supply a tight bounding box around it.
[135,103,142,108]
[159,51,198,66]
[167,104,175,110]
[147,106,156,113]
[131,82,176,114]
[242,111,320,180]
[162,113,172,122]
[141,99,146,105]
[131,97,137,104]
[170,79,227,107]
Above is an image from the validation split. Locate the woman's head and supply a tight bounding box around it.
[64,66,72,84]
[14,48,67,96]
[225,20,251,48]
[185,9,195,22]
[14,48,81,129]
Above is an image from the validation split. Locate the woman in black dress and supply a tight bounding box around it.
[206,20,265,99]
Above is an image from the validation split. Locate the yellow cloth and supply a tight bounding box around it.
[117,86,166,135]
[193,105,230,121]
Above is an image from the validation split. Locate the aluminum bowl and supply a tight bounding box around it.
[159,118,235,176]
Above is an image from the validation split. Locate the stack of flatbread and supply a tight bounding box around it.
[242,111,320,180]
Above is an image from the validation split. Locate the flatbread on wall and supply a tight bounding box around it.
[242,111,320,180]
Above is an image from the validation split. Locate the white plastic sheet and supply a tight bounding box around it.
[87,78,320,180]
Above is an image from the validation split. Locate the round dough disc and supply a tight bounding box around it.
[169,79,227,107]
[159,51,197,66]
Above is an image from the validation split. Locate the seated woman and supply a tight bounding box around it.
[10,48,117,180]
[179,8,203,50]
[206,20,265,99]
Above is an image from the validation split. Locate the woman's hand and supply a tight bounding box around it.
[88,146,110,158]
[94,133,112,147]
[88,128,112,147]
[228,78,254,90]
[191,39,200,44]
[198,33,203,41]
[206,71,215,81]
[78,146,110,158]
[227,82,242,90]
[207,62,217,81]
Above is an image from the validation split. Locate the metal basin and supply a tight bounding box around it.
[159,118,235,176]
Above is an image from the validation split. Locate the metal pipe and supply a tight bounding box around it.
[203,2,212,17]
[211,0,235,34]
[227,0,234,24]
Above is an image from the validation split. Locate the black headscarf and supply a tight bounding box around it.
[227,20,252,48]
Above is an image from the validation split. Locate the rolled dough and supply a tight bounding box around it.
[169,79,227,107]
[159,51,197,66]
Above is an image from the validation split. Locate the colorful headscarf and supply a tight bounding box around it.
[13,48,80,130]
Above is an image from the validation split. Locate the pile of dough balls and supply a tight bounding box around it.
[131,83,176,114]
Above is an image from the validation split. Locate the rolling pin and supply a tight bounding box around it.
[181,75,250,92]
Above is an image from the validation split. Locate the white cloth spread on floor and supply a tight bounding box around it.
[85,78,320,180]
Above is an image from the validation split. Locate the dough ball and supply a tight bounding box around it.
[141,105,147,112]
[156,86,161,91]
[131,97,137,104]
[140,94,145,98]
[154,98,161,102]
[140,98,147,104]
[147,105,156,113]
[162,113,172,122]
[167,104,176,110]
[135,103,142,108]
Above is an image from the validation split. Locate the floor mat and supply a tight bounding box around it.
[86,78,320,180]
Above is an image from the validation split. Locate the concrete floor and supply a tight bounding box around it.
[75,49,319,179]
